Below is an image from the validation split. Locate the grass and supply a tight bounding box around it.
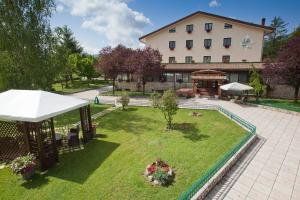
[249,98,300,113]
[101,90,152,97]
[0,107,246,200]
[53,104,111,127]
[52,79,111,94]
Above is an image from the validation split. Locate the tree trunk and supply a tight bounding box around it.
[142,82,145,95]
[112,78,115,95]
[65,75,69,87]
[294,84,299,103]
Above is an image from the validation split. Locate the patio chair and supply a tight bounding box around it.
[68,126,80,149]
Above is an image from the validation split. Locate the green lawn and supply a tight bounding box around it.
[0,107,247,200]
[53,104,111,127]
[52,79,111,94]
[250,98,300,113]
[101,90,152,97]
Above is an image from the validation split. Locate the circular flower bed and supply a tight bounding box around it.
[144,159,174,186]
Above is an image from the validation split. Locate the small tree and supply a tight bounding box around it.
[150,91,161,108]
[118,92,130,110]
[158,90,178,130]
[249,66,266,102]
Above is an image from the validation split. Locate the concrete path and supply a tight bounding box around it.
[69,85,112,100]
[68,91,300,199]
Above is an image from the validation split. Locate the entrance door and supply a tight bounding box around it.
[196,80,218,96]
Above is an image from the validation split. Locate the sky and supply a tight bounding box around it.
[51,0,300,54]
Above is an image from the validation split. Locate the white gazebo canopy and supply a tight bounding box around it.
[0,90,89,122]
[220,82,253,91]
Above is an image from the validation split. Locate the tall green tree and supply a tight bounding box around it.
[54,26,83,54]
[54,25,83,84]
[0,0,57,90]
[263,17,288,60]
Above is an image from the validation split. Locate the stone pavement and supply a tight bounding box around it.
[68,90,300,200]
[192,98,300,200]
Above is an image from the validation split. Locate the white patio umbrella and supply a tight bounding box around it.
[220,82,253,92]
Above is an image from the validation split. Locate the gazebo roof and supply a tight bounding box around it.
[0,90,89,122]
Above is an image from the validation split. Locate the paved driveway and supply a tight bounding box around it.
[69,86,112,100]
[68,91,300,200]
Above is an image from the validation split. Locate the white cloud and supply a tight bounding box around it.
[56,3,64,13]
[209,0,221,8]
[58,0,151,49]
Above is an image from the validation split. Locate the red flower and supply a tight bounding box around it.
[147,164,157,174]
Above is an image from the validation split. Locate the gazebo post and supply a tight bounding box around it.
[80,105,93,143]
[19,122,31,153]
[34,122,46,171]
[50,118,59,163]
[87,105,93,137]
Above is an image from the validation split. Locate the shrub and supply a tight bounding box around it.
[150,91,161,108]
[152,168,171,185]
[159,90,178,130]
[118,92,130,110]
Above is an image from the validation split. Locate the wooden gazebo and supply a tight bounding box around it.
[0,90,93,171]
[191,70,227,96]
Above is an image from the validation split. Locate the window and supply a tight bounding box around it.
[185,56,193,63]
[186,24,193,33]
[222,55,230,63]
[186,40,193,49]
[182,73,189,83]
[203,56,211,63]
[204,39,212,49]
[223,38,231,48]
[169,41,176,50]
[169,57,176,63]
[224,23,232,29]
[205,23,213,32]
[175,73,183,83]
[164,73,174,82]
[238,73,248,83]
[169,28,176,33]
[229,73,238,82]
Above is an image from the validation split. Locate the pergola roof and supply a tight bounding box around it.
[191,69,227,80]
[0,90,89,122]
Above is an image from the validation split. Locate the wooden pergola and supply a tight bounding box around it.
[0,90,93,171]
[191,70,227,95]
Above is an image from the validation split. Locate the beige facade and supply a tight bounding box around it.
[140,12,272,63]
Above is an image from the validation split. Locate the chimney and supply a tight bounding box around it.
[261,18,266,26]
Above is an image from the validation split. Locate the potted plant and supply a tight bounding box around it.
[11,154,37,180]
